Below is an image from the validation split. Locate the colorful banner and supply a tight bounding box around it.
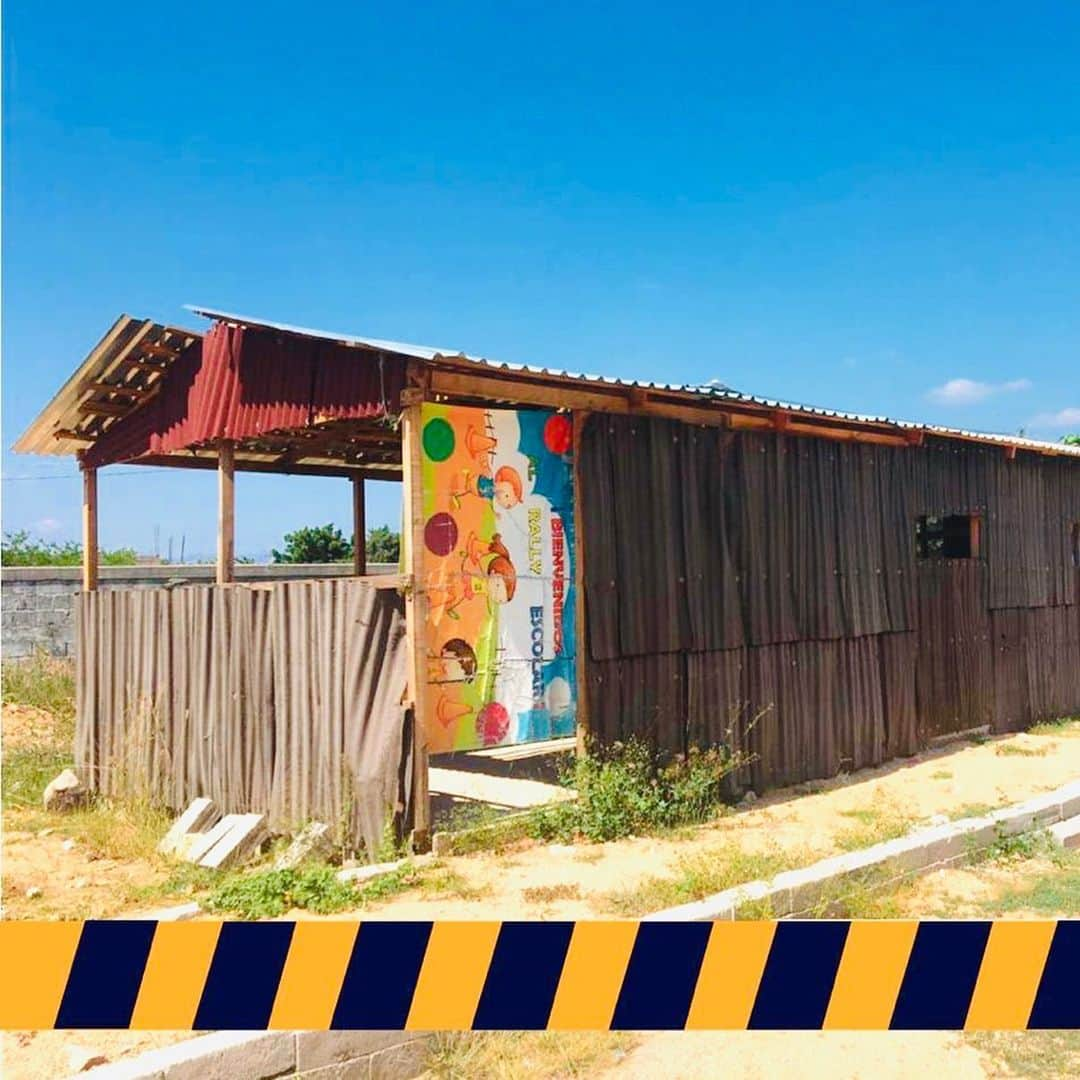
[419,403,577,752]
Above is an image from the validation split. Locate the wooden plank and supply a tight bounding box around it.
[430,368,632,414]
[77,399,130,418]
[81,465,98,592]
[352,477,367,576]
[572,410,590,757]
[400,394,431,851]
[217,440,235,585]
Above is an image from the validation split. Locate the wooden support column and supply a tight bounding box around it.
[572,410,590,756]
[217,440,235,585]
[400,389,431,851]
[352,476,367,576]
[81,464,99,592]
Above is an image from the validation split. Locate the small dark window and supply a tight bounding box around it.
[1072,522,1080,568]
[916,514,980,559]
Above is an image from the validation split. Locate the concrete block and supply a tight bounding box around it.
[295,1061,371,1080]
[182,816,238,864]
[295,1031,414,1072]
[274,821,334,870]
[80,1033,294,1080]
[1049,815,1080,850]
[159,797,220,856]
[198,813,268,869]
[125,901,201,922]
[369,1038,430,1080]
[337,858,408,884]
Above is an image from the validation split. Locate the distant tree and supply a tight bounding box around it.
[366,525,400,564]
[1,530,137,566]
[1063,434,1080,446]
[272,524,353,564]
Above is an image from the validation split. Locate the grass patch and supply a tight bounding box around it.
[995,742,1052,757]
[948,801,997,821]
[930,769,953,780]
[1028,716,1080,737]
[416,865,492,902]
[2,745,74,809]
[979,853,1080,916]
[967,1030,1080,1079]
[426,1032,637,1079]
[834,798,916,851]
[969,824,1059,867]
[521,883,581,905]
[529,738,750,845]
[2,651,77,727]
[124,862,219,906]
[599,843,808,917]
[805,868,912,919]
[204,864,363,919]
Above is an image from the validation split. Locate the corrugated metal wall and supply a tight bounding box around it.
[581,416,1080,790]
[75,579,410,855]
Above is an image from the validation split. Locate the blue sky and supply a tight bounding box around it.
[4,2,1079,559]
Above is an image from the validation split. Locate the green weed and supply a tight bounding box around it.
[530,738,750,845]
[204,864,362,919]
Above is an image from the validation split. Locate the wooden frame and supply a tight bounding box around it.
[572,410,590,755]
[400,385,431,851]
[352,476,367,576]
[81,464,98,592]
[217,440,235,585]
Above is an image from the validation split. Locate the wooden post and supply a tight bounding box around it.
[352,476,367,576]
[217,440,235,585]
[572,410,590,756]
[400,391,431,851]
[81,464,99,592]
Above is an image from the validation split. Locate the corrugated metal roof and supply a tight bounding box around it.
[13,317,202,456]
[187,303,1080,459]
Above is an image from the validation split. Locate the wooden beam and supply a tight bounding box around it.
[127,453,403,482]
[54,429,93,443]
[400,400,431,852]
[572,410,590,757]
[352,476,367,576]
[77,400,130,418]
[83,381,155,401]
[217,440,235,585]
[81,465,98,592]
[139,342,182,360]
[430,368,631,414]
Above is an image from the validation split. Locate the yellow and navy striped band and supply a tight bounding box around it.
[1,920,1076,1031]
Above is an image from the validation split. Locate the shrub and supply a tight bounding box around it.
[529,738,749,844]
[1,530,136,566]
[204,865,361,919]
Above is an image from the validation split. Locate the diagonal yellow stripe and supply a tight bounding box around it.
[547,921,639,1029]
[965,920,1056,1030]
[406,922,501,1030]
[0,921,84,1029]
[130,922,222,1029]
[269,921,360,1029]
[685,921,776,1029]
[824,920,918,1029]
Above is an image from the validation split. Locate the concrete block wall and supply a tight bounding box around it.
[1,564,396,660]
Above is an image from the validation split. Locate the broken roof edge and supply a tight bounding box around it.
[187,303,1080,460]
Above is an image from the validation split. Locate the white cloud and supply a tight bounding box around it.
[1028,406,1080,431]
[33,517,62,535]
[926,377,1032,405]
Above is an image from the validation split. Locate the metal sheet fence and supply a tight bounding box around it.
[582,415,1080,786]
[75,579,410,855]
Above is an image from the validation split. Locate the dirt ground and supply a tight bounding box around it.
[0,1031,196,1080]
[327,724,1080,920]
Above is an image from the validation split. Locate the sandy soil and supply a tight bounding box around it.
[1,703,62,752]
[327,725,1080,920]
[1,826,173,920]
[0,1030,195,1080]
[600,1031,989,1080]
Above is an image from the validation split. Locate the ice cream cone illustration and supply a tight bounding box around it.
[436,693,474,728]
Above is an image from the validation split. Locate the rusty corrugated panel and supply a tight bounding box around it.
[75,579,409,856]
[83,323,407,467]
[581,411,1080,792]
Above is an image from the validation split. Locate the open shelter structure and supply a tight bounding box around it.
[15,305,1080,852]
